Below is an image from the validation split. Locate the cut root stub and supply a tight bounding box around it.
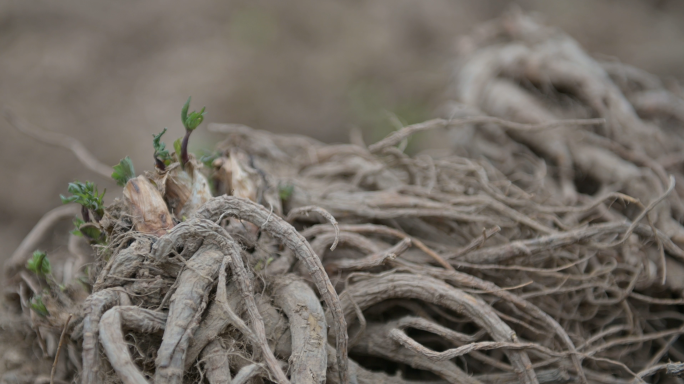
[123,175,175,237]
[162,161,213,219]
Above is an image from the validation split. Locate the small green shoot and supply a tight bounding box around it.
[153,128,173,170]
[60,181,106,221]
[254,260,264,271]
[181,96,206,131]
[71,217,85,236]
[279,183,294,201]
[112,156,135,187]
[179,97,206,169]
[198,150,221,169]
[81,226,104,242]
[26,250,51,277]
[173,137,183,163]
[30,296,49,317]
[71,217,105,243]
[77,275,90,290]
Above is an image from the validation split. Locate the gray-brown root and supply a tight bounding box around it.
[154,244,217,384]
[194,196,349,384]
[99,306,166,384]
[273,275,327,384]
[200,340,232,384]
[351,321,481,384]
[153,219,289,384]
[340,273,538,384]
[10,10,684,384]
[81,289,125,384]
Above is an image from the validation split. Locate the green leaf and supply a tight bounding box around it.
[198,150,221,169]
[30,296,49,317]
[27,250,51,276]
[60,181,106,219]
[71,217,85,236]
[181,97,191,128]
[112,157,135,187]
[181,97,206,131]
[79,225,103,240]
[173,137,183,162]
[185,107,206,131]
[279,183,294,201]
[60,195,79,204]
[153,128,172,166]
[71,217,105,244]
[77,275,90,289]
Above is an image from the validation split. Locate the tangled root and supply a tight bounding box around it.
[6,10,684,384]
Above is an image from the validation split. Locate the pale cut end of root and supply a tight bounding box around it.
[164,164,192,216]
[123,175,175,237]
[164,160,213,219]
[230,149,260,203]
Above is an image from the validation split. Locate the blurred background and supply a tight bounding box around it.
[2,0,684,258]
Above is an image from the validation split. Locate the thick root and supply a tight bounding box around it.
[194,196,349,384]
[80,288,125,384]
[273,275,327,384]
[99,306,166,384]
[340,273,538,384]
[200,340,232,384]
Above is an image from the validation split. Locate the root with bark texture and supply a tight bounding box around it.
[7,10,684,384]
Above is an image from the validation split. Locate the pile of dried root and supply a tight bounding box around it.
[6,11,684,384]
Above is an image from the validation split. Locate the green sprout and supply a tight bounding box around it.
[60,181,106,222]
[153,128,173,170]
[279,183,294,201]
[198,150,221,169]
[30,295,49,317]
[71,217,104,243]
[111,156,136,187]
[26,250,51,277]
[182,96,206,131]
[179,96,206,169]
[173,137,183,164]
[71,217,85,237]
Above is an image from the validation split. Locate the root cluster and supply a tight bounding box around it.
[6,11,684,384]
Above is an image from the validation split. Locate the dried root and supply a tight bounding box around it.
[81,289,126,384]
[273,275,327,384]
[194,196,350,384]
[199,340,232,384]
[99,306,166,384]
[7,10,684,384]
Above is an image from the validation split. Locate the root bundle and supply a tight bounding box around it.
[6,11,684,384]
